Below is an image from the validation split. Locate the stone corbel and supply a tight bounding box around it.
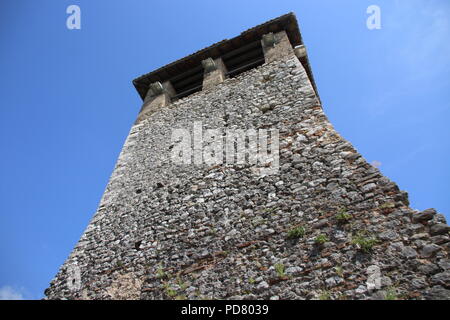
[294,45,307,59]
[202,57,228,90]
[136,81,175,123]
[147,81,164,97]
[262,32,277,48]
[261,30,296,64]
[202,58,217,73]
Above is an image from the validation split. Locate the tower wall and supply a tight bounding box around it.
[45,17,449,300]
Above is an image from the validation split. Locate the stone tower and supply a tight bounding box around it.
[45,13,449,300]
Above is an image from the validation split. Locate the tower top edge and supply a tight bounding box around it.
[132,12,307,100]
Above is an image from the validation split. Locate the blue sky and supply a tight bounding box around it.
[0,0,449,300]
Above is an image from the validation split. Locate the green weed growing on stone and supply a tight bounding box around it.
[156,265,166,279]
[274,263,286,278]
[379,202,395,209]
[262,207,277,213]
[351,232,378,253]
[335,265,344,277]
[166,288,177,297]
[335,208,352,222]
[177,277,188,291]
[287,226,305,239]
[318,290,331,300]
[384,287,398,300]
[115,260,124,268]
[162,282,177,298]
[315,234,329,245]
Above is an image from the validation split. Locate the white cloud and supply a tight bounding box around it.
[371,160,382,168]
[0,286,24,300]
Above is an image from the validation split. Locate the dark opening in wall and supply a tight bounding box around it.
[170,64,203,101]
[223,40,265,78]
[153,40,266,103]
[169,41,265,101]
[134,241,142,250]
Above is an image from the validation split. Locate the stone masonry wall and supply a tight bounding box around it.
[45,51,449,300]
